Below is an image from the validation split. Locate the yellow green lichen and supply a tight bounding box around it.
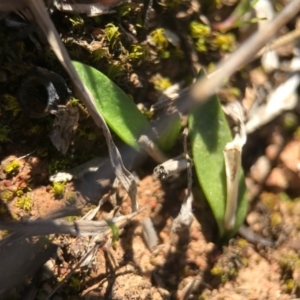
[16,194,32,211]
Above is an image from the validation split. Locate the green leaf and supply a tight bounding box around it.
[72,61,180,151]
[72,61,151,151]
[188,94,248,237]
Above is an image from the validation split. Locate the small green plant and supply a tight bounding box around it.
[92,48,110,62]
[1,94,22,116]
[151,74,172,91]
[117,3,132,16]
[51,181,66,198]
[74,62,246,237]
[104,23,121,47]
[211,33,235,52]
[73,61,180,152]
[69,97,80,107]
[129,45,147,61]
[68,275,83,292]
[65,215,78,222]
[16,188,24,197]
[4,159,20,174]
[0,190,14,202]
[69,15,85,27]
[190,21,211,39]
[150,28,169,50]
[16,194,32,211]
[189,21,236,53]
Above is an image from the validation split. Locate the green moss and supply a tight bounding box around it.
[211,33,235,52]
[65,216,78,222]
[104,23,121,47]
[0,190,14,202]
[284,279,295,292]
[211,265,224,276]
[190,21,211,39]
[51,181,66,198]
[16,194,32,211]
[260,192,278,210]
[236,238,248,248]
[92,48,110,61]
[117,3,132,16]
[129,45,147,61]
[278,253,300,270]
[150,28,169,50]
[151,75,172,91]
[69,98,80,107]
[270,212,283,227]
[68,275,83,292]
[68,15,85,27]
[195,37,208,52]
[4,159,20,174]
